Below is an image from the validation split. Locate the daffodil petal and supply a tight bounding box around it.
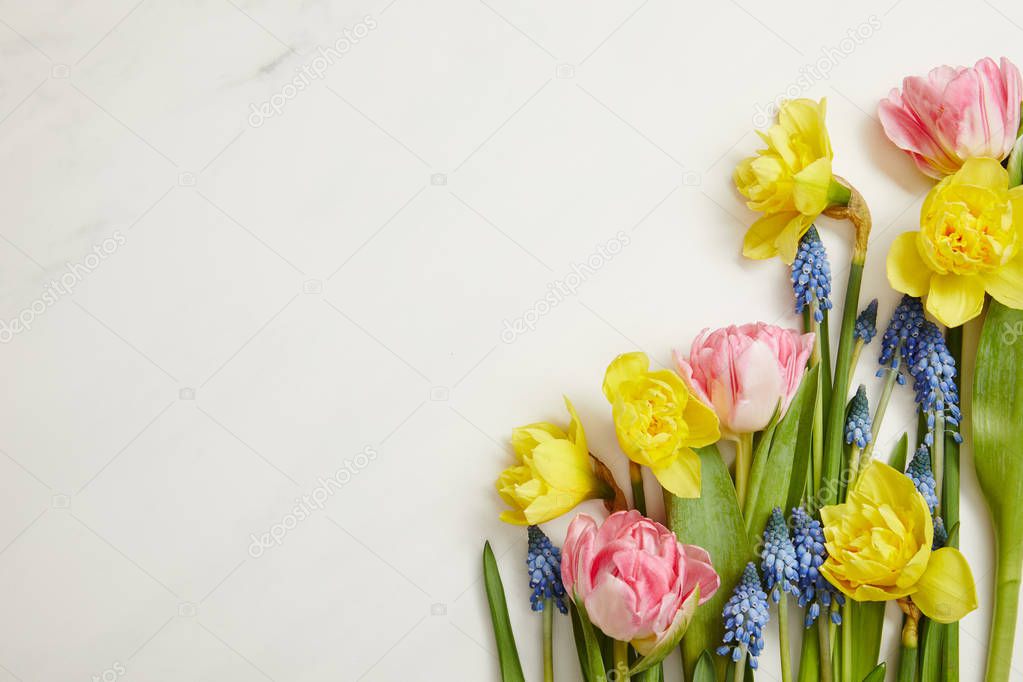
[887,232,931,296]
[913,547,979,624]
[949,156,1008,189]
[602,352,649,400]
[531,439,596,495]
[792,157,832,215]
[562,396,587,452]
[651,449,701,498]
[742,212,794,260]
[926,273,986,327]
[511,423,566,459]
[983,254,1023,309]
[681,393,720,448]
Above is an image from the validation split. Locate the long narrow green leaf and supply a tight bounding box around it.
[666,445,751,680]
[746,365,819,536]
[862,662,886,682]
[569,602,591,681]
[919,619,945,681]
[895,639,917,682]
[851,601,886,681]
[796,621,820,682]
[574,602,607,682]
[692,650,719,682]
[975,301,1023,682]
[483,542,525,682]
[942,325,963,682]
[888,432,909,471]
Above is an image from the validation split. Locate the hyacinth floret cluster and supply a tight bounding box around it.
[844,384,872,448]
[761,507,799,603]
[906,445,939,513]
[791,507,843,627]
[907,320,962,444]
[717,562,770,668]
[791,226,833,322]
[877,295,926,384]
[526,525,568,614]
[854,299,879,343]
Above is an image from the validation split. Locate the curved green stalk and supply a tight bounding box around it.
[735,433,754,513]
[543,599,554,682]
[778,596,793,682]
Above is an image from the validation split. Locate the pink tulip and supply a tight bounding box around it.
[878,57,1022,178]
[674,322,814,439]
[561,511,719,656]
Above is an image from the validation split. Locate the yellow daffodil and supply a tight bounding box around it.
[820,461,977,623]
[735,98,846,263]
[602,352,719,498]
[887,157,1023,327]
[496,397,607,525]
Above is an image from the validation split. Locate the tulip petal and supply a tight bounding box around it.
[584,573,641,641]
[983,254,1023,309]
[681,392,720,448]
[887,232,931,296]
[629,586,700,667]
[651,449,701,498]
[603,352,649,400]
[926,273,986,327]
[912,547,979,623]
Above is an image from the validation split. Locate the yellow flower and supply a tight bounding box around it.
[602,352,719,498]
[735,98,838,263]
[496,397,606,525]
[820,461,978,623]
[887,157,1023,327]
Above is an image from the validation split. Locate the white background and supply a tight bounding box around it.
[0,0,1021,680]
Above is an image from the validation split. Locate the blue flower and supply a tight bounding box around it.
[527,526,567,614]
[716,563,770,669]
[932,516,948,551]
[906,445,939,514]
[791,507,844,627]
[791,226,832,323]
[844,385,872,448]
[854,299,879,344]
[761,507,798,603]
[907,321,962,445]
[877,295,925,384]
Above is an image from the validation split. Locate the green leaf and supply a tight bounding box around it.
[919,619,945,681]
[1008,133,1023,188]
[746,365,819,536]
[888,432,909,471]
[895,640,917,682]
[572,601,607,682]
[796,622,820,682]
[569,602,591,681]
[862,662,886,682]
[974,300,1023,681]
[483,542,525,682]
[692,650,719,682]
[666,445,752,680]
[851,601,886,681]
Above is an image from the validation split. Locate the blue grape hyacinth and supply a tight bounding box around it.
[877,295,925,383]
[716,563,770,669]
[761,507,798,603]
[907,320,962,445]
[526,526,567,614]
[932,516,948,551]
[854,299,879,344]
[906,445,939,514]
[791,226,833,322]
[844,384,872,448]
[791,507,843,627]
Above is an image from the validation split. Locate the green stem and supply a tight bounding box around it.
[942,325,962,682]
[543,599,554,682]
[932,411,945,512]
[735,647,749,682]
[629,461,647,516]
[810,309,825,501]
[862,365,898,467]
[896,641,918,682]
[613,639,630,682]
[821,260,864,507]
[735,432,754,514]
[847,445,863,491]
[842,600,853,682]
[818,618,834,682]
[849,339,864,381]
[779,596,793,682]
[987,530,1022,682]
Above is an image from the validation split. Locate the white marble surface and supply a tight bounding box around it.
[1,0,1022,680]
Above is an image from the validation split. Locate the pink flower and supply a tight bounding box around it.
[878,57,1022,178]
[674,323,814,439]
[561,511,719,658]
